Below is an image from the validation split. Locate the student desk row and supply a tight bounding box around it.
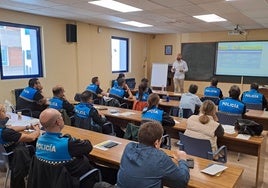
[61,125,243,188]
[94,105,266,188]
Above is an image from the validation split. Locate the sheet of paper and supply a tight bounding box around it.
[174,120,180,124]
[94,140,121,151]
[118,112,136,116]
[201,164,228,176]
[6,118,40,127]
[222,124,235,134]
[236,134,251,140]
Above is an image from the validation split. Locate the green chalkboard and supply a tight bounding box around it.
[182,42,216,81]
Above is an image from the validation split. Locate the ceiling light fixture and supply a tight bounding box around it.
[193,14,227,22]
[120,21,153,27]
[89,0,142,13]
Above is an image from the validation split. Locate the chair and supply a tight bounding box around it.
[0,145,13,188]
[200,96,220,105]
[132,100,147,111]
[123,123,171,150]
[59,109,72,125]
[103,97,128,109]
[216,111,242,125]
[14,88,24,106]
[170,107,193,118]
[245,103,263,110]
[27,156,102,188]
[74,115,115,135]
[178,132,227,163]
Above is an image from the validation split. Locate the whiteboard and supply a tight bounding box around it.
[151,63,168,87]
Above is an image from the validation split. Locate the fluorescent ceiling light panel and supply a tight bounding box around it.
[89,0,142,13]
[120,21,153,27]
[193,14,227,22]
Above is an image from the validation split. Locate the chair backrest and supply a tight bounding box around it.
[14,88,24,106]
[59,109,71,125]
[132,101,147,111]
[74,115,102,132]
[200,96,220,105]
[245,103,263,110]
[170,107,193,118]
[123,123,139,141]
[103,97,121,107]
[179,132,212,159]
[125,78,136,90]
[27,156,80,188]
[0,145,12,170]
[216,111,242,125]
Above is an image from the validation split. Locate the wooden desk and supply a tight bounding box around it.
[152,90,182,100]
[168,120,266,188]
[259,87,268,101]
[245,109,268,130]
[95,105,264,187]
[62,125,243,188]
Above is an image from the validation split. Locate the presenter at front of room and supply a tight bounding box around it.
[171,53,188,93]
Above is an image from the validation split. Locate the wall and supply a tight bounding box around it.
[0,9,148,103]
[148,29,268,96]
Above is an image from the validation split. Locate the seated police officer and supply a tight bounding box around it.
[0,104,40,188]
[241,82,267,110]
[141,93,175,127]
[86,76,108,98]
[49,85,74,117]
[109,78,133,104]
[204,78,223,99]
[36,108,96,188]
[74,91,111,134]
[16,78,48,118]
[218,85,246,115]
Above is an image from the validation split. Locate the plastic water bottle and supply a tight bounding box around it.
[161,85,164,92]
[166,94,170,102]
[178,107,183,119]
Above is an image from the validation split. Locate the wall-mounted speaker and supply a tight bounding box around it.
[66,24,77,42]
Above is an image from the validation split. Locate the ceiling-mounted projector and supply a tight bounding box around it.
[228,25,247,35]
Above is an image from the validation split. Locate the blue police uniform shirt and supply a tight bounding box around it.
[142,106,163,123]
[36,132,72,162]
[19,87,38,102]
[86,84,98,94]
[49,97,63,110]
[242,89,263,104]
[109,86,125,98]
[135,92,149,102]
[219,98,245,114]
[74,103,93,119]
[204,86,221,97]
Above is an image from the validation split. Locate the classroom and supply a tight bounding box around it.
[0,0,268,188]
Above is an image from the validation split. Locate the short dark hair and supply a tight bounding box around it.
[117,78,125,87]
[91,77,98,84]
[229,85,240,99]
[138,121,163,147]
[188,84,198,94]
[250,83,259,90]
[141,78,148,83]
[117,73,125,80]
[80,90,93,102]
[52,86,64,96]
[211,78,218,87]
[28,78,39,87]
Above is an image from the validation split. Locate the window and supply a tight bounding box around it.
[0,21,43,79]
[111,36,129,73]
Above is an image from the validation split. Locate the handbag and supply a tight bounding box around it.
[234,119,263,136]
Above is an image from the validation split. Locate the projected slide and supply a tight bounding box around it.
[215,41,268,77]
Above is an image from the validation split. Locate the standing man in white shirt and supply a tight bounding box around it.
[171,53,188,93]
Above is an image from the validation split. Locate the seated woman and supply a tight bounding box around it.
[141,93,175,127]
[184,100,224,152]
[133,84,150,111]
